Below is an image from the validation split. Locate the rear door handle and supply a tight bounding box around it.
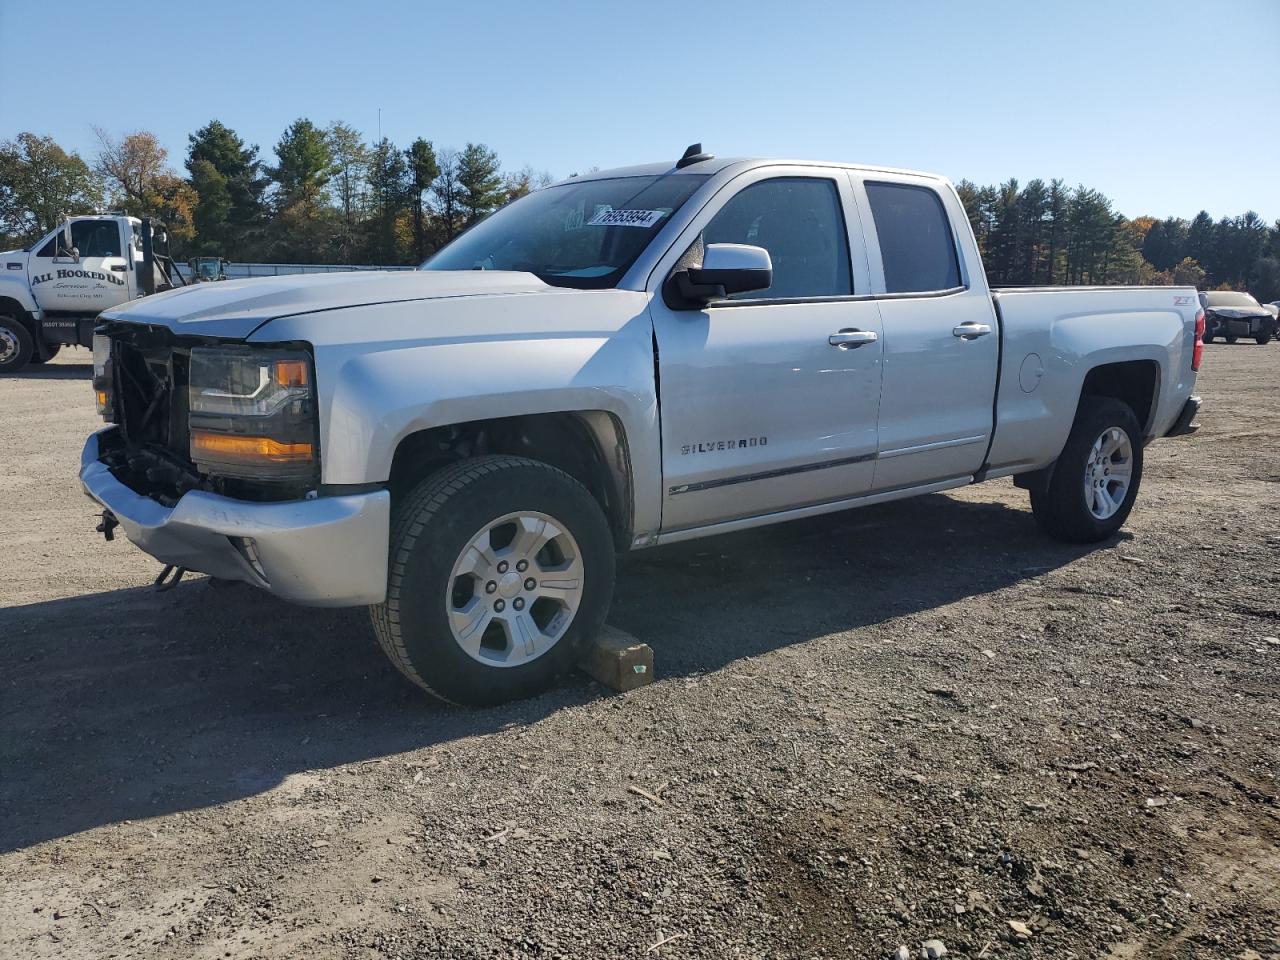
[829,328,878,349]
[953,322,992,339]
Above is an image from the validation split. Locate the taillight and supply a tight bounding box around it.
[1192,309,1205,372]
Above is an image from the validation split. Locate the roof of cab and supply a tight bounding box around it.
[556,156,947,186]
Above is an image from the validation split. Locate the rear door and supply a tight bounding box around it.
[29,219,131,314]
[852,175,999,490]
[649,166,884,532]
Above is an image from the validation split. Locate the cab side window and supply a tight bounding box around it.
[865,181,961,294]
[71,221,122,257]
[703,177,852,300]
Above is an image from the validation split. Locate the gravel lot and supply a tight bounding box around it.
[2,343,1277,960]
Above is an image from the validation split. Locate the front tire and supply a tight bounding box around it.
[369,455,615,706]
[1030,396,1144,543]
[0,315,33,373]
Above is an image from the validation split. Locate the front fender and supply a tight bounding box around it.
[0,274,39,317]
[320,330,658,486]
[258,296,663,540]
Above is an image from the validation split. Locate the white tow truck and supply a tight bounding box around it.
[0,215,182,372]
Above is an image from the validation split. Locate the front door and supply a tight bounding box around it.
[29,219,131,314]
[649,170,884,532]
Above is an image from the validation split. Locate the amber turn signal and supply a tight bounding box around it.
[275,359,309,388]
[190,430,314,464]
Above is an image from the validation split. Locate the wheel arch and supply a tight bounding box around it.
[386,410,635,551]
[0,296,38,339]
[1014,359,1160,493]
[1079,359,1160,436]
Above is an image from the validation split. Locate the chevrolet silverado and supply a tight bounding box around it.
[80,146,1205,704]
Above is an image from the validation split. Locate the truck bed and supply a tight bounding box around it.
[985,285,1200,475]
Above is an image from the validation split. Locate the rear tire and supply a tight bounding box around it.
[369,455,615,706]
[1257,335,1271,345]
[1226,335,1238,344]
[1030,396,1144,543]
[0,315,33,373]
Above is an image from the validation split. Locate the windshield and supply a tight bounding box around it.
[422,174,708,289]
[1205,291,1260,308]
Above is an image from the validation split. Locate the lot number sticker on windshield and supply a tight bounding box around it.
[588,208,667,228]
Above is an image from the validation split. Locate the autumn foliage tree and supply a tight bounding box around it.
[0,133,102,246]
[93,127,196,243]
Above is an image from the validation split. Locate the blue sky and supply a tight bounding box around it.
[2,0,1277,222]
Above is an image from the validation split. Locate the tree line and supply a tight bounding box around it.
[2,124,1278,301]
[956,178,1280,300]
[0,122,551,266]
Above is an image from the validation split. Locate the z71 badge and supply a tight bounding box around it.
[681,437,768,455]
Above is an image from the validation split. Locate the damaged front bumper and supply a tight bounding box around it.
[80,428,390,606]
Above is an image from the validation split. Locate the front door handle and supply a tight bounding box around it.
[110,264,127,272]
[829,328,878,349]
[953,322,992,340]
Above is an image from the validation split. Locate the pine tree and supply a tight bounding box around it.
[365,138,411,265]
[406,138,440,261]
[456,143,504,226]
[1186,212,1215,281]
[186,120,267,258]
[268,119,335,214]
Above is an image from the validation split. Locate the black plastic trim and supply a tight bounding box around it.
[1165,396,1202,437]
[668,451,875,495]
[694,285,970,311]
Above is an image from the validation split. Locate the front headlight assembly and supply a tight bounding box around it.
[187,346,318,481]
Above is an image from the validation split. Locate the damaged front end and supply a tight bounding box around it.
[81,323,390,607]
[93,322,320,506]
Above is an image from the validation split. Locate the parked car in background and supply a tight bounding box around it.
[1199,291,1276,344]
[1262,301,1279,339]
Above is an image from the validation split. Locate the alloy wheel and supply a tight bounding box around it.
[1083,426,1134,520]
[445,511,584,667]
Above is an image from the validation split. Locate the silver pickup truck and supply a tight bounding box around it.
[81,148,1204,704]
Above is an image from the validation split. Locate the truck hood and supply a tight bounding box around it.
[99,270,560,339]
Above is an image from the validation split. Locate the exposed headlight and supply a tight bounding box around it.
[188,346,317,481]
[92,333,114,421]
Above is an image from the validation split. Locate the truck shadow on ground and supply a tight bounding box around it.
[11,362,93,380]
[0,489,1113,853]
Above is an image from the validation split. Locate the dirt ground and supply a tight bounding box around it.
[1,343,1277,960]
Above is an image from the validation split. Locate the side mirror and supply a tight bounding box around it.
[62,222,73,252]
[675,243,773,305]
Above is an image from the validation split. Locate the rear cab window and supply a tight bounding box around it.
[864,181,962,294]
